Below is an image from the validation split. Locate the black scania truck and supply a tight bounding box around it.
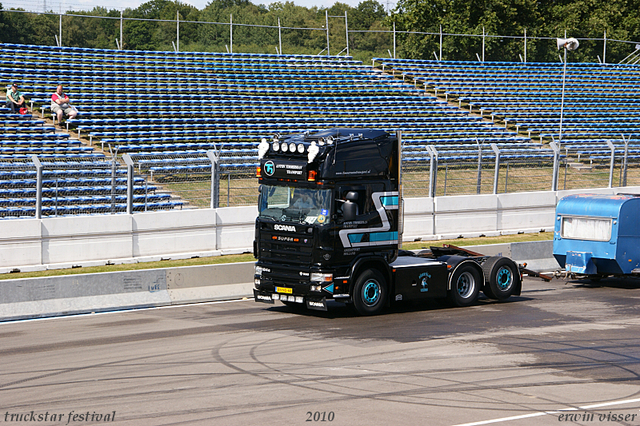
[253,128,521,315]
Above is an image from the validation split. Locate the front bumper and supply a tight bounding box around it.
[253,289,328,311]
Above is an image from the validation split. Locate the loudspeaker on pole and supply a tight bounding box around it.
[557,37,580,51]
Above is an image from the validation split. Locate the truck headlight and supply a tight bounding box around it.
[311,272,333,282]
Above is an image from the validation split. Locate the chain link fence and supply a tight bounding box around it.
[129,150,258,209]
[1,147,638,218]
[0,155,185,218]
[401,141,640,198]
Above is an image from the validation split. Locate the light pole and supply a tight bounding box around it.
[556,37,579,144]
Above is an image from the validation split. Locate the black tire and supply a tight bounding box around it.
[482,257,519,300]
[482,283,497,300]
[353,269,388,316]
[587,274,607,282]
[448,263,481,307]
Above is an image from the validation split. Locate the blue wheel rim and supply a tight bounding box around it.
[496,266,513,291]
[363,280,380,306]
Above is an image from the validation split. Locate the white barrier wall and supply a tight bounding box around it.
[434,194,499,237]
[1,187,638,272]
[42,214,132,264]
[133,208,218,257]
[497,191,557,232]
[0,218,42,267]
[216,206,258,251]
[402,196,435,240]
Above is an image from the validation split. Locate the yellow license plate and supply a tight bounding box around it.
[275,287,293,294]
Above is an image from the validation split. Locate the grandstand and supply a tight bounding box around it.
[2,43,639,217]
[377,58,640,152]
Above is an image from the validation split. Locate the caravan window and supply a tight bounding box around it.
[561,216,612,241]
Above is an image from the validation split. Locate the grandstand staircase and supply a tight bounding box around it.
[387,66,545,150]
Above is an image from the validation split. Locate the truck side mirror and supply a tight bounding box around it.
[342,191,359,221]
[343,201,357,221]
[345,191,358,202]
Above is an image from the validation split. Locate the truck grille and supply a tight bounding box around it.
[259,232,313,265]
[263,265,308,286]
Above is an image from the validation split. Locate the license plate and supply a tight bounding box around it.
[275,287,293,294]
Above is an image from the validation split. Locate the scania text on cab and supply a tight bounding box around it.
[253,129,522,315]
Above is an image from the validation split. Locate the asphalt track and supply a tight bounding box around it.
[1,276,640,426]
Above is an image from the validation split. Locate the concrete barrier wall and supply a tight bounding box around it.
[466,240,558,272]
[216,206,258,251]
[42,214,133,265]
[0,206,257,273]
[434,194,499,237]
[1,187,639,272]
[0,218,42,267]
[167,262,255,304]
[497,191,556,232]
[132,208,218,257]
[0,269,171,321]
[0,262,256,321]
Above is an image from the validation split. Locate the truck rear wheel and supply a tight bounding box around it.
[448,263,481,307]
[353,269,387,316]
[482,257,519,300]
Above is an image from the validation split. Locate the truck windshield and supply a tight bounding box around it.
[259,185,332,225]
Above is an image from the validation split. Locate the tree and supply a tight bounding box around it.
[351,0,386,30]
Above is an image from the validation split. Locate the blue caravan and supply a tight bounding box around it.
[553,193,640,277]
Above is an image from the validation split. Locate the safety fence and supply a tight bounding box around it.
[403,140,640,198]
[2,140,638,219]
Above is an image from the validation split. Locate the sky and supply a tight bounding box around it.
[1,0,394,13]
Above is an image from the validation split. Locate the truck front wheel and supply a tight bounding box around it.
[353,269,387,316]
[448,264,481,307]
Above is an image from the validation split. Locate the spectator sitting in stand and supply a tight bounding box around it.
[5,83,26,114]
[51,84,77,126]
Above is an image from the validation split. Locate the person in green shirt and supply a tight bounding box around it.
[5,83,26,113]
